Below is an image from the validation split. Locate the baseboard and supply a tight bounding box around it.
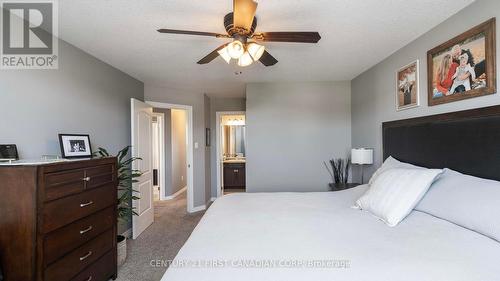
[210,197,217,202]
[190,204,206,213]
[121,228,132,239]
[164,186,187,200]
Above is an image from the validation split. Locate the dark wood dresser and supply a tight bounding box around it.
[0,157,118,281]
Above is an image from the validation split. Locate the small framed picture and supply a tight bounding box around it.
[58,134,92,159]
[396,60,419,111]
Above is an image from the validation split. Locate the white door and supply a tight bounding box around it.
[131,98,154,239]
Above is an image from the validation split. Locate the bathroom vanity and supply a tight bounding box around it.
[223,161,246,189]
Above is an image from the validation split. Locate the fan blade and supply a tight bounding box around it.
[233,0,258,32]
[259,50,278,66]
[253,32,321,43]
[197,44,229,64]
[157,29,229,38]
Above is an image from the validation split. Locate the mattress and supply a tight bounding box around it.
[161,186,500,281]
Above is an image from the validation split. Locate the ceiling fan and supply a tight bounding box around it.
[157,0,321,67]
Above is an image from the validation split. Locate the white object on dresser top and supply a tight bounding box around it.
[161,186,500,281]
[0,158,74,166]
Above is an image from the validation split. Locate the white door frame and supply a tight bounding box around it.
[146,101,195,213]
[152,112,167,201]
[216,111,246,198]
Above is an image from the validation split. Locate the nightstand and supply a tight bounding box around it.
[329,183,361,191]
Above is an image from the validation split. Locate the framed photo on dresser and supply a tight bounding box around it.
[58,134,92,158]
[427,18,496,106]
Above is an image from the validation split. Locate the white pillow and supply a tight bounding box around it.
[355,168,443,226]
[368,156,424,186]
[416,169,500,242]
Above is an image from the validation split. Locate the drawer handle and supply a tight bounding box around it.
[82,176,91,182]
[79,225,93,234]
[79,251,93,261]
[80,201,94,208]
[233,169,239,173]
[85,276,92,281]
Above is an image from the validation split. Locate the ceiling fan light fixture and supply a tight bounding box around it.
[247,42,265,61]
[217,46,231,64]
[227,40,245,59]
[238,51,254,67]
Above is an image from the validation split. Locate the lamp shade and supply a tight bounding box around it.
[247,42,265,61]
[351,148,373,165]
[217,46,231,64]
[237,51,254,67]
[227,40,244,59]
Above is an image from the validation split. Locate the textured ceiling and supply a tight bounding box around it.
[59,0,474,98]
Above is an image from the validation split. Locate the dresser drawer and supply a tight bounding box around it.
[71,251,114,281]
[42,185,115,233]
[44,164,114,202]
[44,229,113,281]
[44,169,86,202]
[86,164,114,189]
[43,207,114,266]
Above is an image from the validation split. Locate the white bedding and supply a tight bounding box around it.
[161,186,500,281]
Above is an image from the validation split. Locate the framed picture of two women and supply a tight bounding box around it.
[427,18,496,106]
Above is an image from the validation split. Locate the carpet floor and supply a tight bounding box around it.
[115,192,205,281]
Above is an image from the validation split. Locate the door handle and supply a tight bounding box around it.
[79,251,93,261]
[79,226,93,235]
[80,201,94,208]
[82,177,91,182]
[233,169,239,173]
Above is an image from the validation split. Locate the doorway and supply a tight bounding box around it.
[147,101,195,213]
[152,113,165,201]
[216,111,246,197]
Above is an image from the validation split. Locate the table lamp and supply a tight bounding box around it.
[351,148,373,184]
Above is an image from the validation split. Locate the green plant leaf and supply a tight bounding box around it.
[94,146,142,223]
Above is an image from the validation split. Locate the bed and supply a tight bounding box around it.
[161,105,500,281]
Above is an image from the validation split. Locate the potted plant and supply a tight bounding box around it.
[324,157,351,190]
[94,146,141,267]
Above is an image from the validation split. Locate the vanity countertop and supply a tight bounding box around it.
[223,159,246,164]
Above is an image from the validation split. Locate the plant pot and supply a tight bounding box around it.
[117,235,127,267]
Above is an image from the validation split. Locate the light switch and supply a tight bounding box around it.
[194,142,199,149]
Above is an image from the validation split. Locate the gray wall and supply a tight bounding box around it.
[171,109,187,193]
[145,85,207,208]
[0,40,144,159]
[351,0,500,182]
[209,97,246,198]
[246,81,351,192]
[0,39,144,235]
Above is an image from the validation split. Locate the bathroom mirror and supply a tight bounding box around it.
[223,125,246,157]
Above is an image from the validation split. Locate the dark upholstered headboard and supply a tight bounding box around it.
[383,105,500,181]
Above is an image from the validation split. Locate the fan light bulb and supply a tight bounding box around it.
[247,42,265,61]
[217,46,231,64]
[238,51,254,67]
[227,40,244,59]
